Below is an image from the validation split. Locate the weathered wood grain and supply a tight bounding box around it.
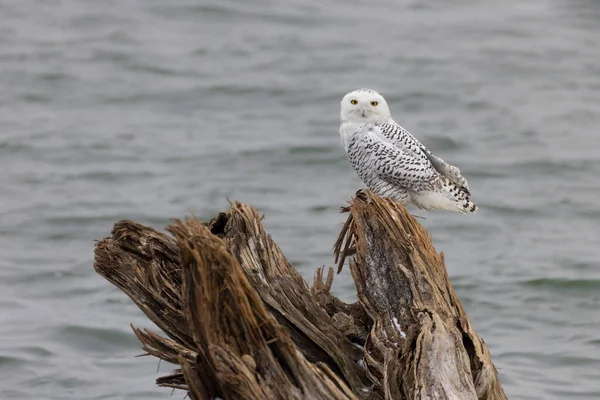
[93,190,506,400]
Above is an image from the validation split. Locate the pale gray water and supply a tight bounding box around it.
[1,0,600,399]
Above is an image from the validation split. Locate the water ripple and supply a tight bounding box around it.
[2,1,600,399]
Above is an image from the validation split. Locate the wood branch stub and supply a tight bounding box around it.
[166,218,357,400]
[206,203,372,394]
[94,221,194,350]
[335,190,507,400]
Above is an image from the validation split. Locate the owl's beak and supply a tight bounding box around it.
[361,110,366,118]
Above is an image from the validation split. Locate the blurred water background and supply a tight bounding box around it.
[1,0,600,399]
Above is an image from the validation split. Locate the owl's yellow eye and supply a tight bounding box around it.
[370,101,378,106]
[350,99,358,105]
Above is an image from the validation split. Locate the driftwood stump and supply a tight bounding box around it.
[93,190,507,400]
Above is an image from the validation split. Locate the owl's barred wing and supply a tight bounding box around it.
[361,127,438,190]
[423,152,470,193]
[379,121,471,193]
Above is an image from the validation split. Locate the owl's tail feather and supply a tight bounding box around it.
[413,178,478,214]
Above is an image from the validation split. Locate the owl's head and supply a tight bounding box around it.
[340,88,391,124]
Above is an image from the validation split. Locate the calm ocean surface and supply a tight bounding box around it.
[1,1,599,399]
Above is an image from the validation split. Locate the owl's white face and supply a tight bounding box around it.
[340,89,391,124]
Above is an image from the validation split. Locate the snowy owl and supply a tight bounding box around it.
[339,88,477,213]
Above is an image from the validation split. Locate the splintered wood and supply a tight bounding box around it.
[93,190,507,400]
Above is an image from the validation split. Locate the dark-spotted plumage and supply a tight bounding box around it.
[339,88,477,213]
[342,122,477,213]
